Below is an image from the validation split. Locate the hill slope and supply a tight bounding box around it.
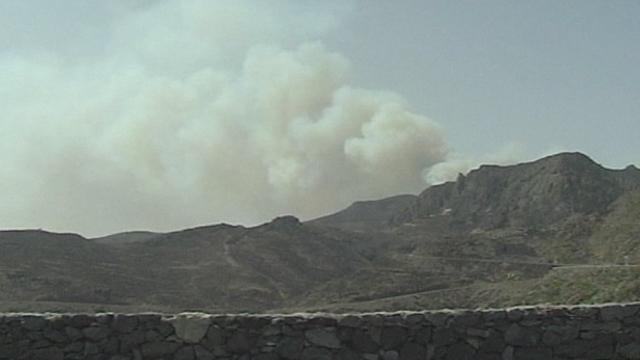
[1,152,640,313]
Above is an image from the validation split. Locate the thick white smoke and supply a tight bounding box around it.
[0,0,450,236]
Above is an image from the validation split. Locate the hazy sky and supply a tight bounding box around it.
[326,1,640,168]
[0,0,638,236]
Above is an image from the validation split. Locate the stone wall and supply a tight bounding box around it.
[2,303,640,360]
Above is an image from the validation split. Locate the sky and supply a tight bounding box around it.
[0,0,638,236]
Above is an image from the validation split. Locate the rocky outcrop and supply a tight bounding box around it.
[3,303,640,359]
[308,195,417,232]
[394,152,640,230]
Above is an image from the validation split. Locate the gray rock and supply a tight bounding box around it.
[404,313,424,326]
[352,329,379,353]
[501,346,514,360]
[170,315,211,343]
[262,325,281,336]
[83,325,111,341]
[336,348,360,360]
[478,330,505,353]
[413,327,431,344]
[22,316,47,331]
[619,342,640,359]
[381,326,407,350]
[553,339,590,358]
[31,348,64,360]
[65,326,84,341]
[513,347,552,360]
[84,342,99,355]
[444,342,475,360]
[383,350,399,360]
[432,328,457,347]
[451,312,481,327]
[541,325,578,346]
[301,347,333,360]
[253,354,280,360]
[227,330,253,353]
[467,327,491,338]
[338,315,362,328]
[119,330,145,352]
[275,337,304,359]
[306,328,341,349]
[43,329,67,343]
[112,315,138,333]
[580,320,621,332]
[506,310,524,322]
[174,346,195,360]
[70,314,94,327]
[483,311,507,324]
[31,339,51,349]
[203,325,225,347]
[104,337,120,354]
[193,345,215,360]
[589,343,615,359]
[108,356,130,360]
[475,353,501,360]
[504,324,539,346]
[64,341,84,353]
[600,304,639,321]
[145,329,163,342]
[156,321,176,337]
[399,343,426,360]
[141,341,180,358]
[426,313,450,327]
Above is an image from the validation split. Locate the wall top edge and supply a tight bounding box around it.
[2,302,640,318]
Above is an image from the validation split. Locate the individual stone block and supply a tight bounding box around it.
[504,323,539,346]
[513,347,552,360]
[380,326,408,350]
[112,315,138,333]
[445,342,476,360]
[275,336,304,359]
[432,328,457,347]
[70,314,94,328]
[141,341,180,358]
[82,325,111,341]
[22,316,48,331]
[174,346,196,360]
[541,325,578,346]
[399,342,426,360]
[301,346,333,360]
[351,329,379,353]
[305,328,341,349]
[170,314,212,343]
[31,347,64,360]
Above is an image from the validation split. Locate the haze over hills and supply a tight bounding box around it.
[1,152,640,313]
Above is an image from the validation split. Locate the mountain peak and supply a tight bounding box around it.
[542,151,595,162]
[265,215,302,232]
[533,151,601,171]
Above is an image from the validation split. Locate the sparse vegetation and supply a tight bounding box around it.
[1,152,639,313]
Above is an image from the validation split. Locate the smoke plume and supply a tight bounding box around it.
[1,0,451,236]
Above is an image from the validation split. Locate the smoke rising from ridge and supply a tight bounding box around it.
[1,0,452,236]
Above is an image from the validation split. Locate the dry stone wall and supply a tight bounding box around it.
[3,303,640,359]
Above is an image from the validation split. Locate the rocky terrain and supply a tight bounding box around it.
[1,152,640,313]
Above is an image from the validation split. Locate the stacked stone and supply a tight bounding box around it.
[1,303,640,359]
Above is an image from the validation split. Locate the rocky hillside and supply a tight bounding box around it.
[393,152,640,230]
[0,218,374,312]
[1,152,639,313]
[308,194,416,232]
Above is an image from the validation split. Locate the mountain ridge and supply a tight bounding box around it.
[2,151,640,313]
